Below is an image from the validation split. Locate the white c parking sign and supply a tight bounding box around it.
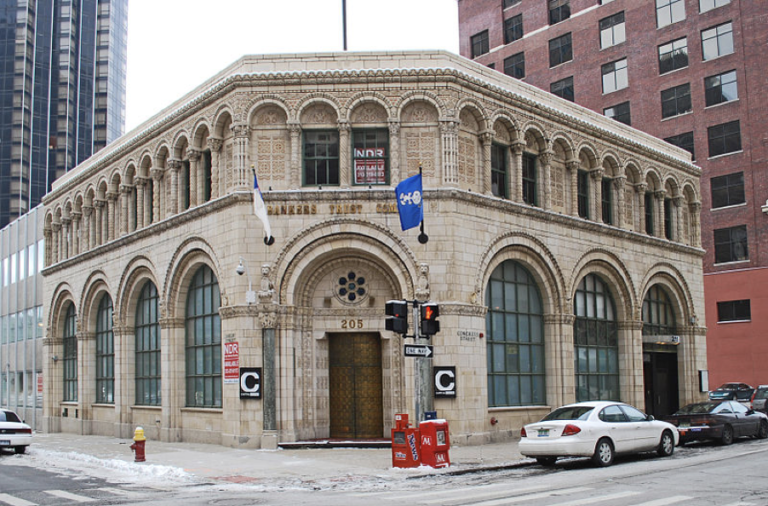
[240,367,262,399]
[434,366,456,398]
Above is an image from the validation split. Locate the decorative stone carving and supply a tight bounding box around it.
[258,263,276,303]
[415,263,430,301]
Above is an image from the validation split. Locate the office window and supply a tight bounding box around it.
[551,76,574,102]
[707,120,741,157]
[577,170,589,218]
[702,22,733,60]
[714,225,748,263]
[549,0,570,25]
[303,130,339,186]
[491,144,508,198]
[95,295,114,404]
[522,153,537,206]
[504,14,523,44]
[664,132,695,160]
[185,265,222,408]
[549,33,573,67]
[661,83,692,118]
[604,102,631,125]
[705,70,737,106]
[504,52,525,78]
[700,0,730,13]
[602,177,613,225]
[352,129,388,185]
[602,58,628,94]
[656,0,685,28]
[471,30,490,58]
[600,12,625,49]
[711,172,744,208]
[503,0,521,8]
[658,38,688,74]
[717,300,750,322]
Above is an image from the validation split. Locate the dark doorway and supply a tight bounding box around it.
[643,350,680,418]
[329,333,383,439]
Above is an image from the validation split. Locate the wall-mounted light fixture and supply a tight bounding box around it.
[52,355,59,362]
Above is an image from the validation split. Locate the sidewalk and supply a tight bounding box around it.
[25,432,530,487]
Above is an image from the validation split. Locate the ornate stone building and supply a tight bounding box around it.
[41,51,706,448]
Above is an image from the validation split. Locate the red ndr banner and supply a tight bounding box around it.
[354,160,386,184]
[224,342,239,381]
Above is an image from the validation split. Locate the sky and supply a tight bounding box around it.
[124,0,460,132]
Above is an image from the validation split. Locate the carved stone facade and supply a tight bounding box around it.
[41,51,707,448]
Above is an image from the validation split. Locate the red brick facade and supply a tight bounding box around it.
[459,0,768,388]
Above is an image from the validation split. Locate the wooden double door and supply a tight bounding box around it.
[329,333,384,439]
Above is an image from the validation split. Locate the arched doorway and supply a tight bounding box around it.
[642,284,680,418]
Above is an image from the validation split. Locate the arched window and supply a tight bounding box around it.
[642,284,676,335]
[136,281,161,405]
[185,265,221,408]
[63,304,78,402]
[574,274,619,402]
[95,295,114,403]
[486,261,545,407]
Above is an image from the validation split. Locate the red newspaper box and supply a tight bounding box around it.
[391,413,421,468]
[419,418,450,468]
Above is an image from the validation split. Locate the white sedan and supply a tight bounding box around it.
[0,408,32,454]
[519,401,678,467]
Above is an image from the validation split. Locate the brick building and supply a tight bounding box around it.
[459,0,768,393]
[40,51,705,448]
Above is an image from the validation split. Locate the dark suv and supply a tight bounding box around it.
[753,385,768,414]
[709,383,755,402]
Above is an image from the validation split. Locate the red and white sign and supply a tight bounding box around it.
[354,160,386,184]
[224,342,240,384]
[37,371,44,394]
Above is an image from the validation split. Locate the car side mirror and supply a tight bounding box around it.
[647,415,655,421]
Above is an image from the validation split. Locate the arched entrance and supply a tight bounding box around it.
[642,284,680,418]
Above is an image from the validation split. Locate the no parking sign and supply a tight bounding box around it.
[240,368,262,399]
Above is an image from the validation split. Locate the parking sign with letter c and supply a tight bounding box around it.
[240,367,262,399]
[434,366,456,398]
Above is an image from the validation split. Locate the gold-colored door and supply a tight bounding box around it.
[329,333,383,439]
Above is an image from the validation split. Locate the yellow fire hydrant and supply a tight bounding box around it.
[130,426,146,462]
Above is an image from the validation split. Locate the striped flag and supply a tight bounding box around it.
[253,170,272,242]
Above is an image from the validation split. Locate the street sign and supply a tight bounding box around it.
[434,366,456,398]
[404,344,434,358]
[240,368,262,399]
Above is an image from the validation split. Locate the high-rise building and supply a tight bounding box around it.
[459,0,766,391]
[0,0,128,228]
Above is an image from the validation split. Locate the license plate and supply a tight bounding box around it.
[0,440,9,446]
[537,429,549,437]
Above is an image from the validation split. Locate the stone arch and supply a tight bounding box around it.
[344,92,394,122]
[644,167,663,191]
[247,97,291,127]
[490,111,520,144]
[623,159,642,184]
[296,94,342,125]
[48,282,78,338]
[521,122,547,153]
[639,264,696,330]
[601,152,621,178]
[171,132,190,160]
[138,153,152,178]
[664,174,681,197]
[577,144,599,170]
[163,237,225,320]
[456,98,489,132]
[191,121,211,151]
[212,109,234,139]
[154,145,170,169]
[549,132,575,161]
[124,163,136,185]
[569,249,636,322]
[682,181,699,203]
[115,255,161,328]
[395,90,446,119]
[79,270,113,337]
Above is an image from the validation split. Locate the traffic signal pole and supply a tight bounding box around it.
[413,302,433,426]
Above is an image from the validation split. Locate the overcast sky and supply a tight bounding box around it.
[125,0,460,131]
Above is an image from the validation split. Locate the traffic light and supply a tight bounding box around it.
[385,300,408,334]
[420,303,440,336]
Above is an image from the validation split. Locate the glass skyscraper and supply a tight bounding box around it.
[0,0,128,228]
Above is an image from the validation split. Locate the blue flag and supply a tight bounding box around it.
[395,173,423,231]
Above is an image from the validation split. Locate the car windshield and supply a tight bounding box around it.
[715,384,739,391]
[0,411,21,423]
[755,389,768,400]
[542,406,594,421]
[674,402,721,414]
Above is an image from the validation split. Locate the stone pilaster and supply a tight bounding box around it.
[44,227,52,266]
[106,191,119,241]
[150,167,164,221]
[689,201,702,246]
[440,119,459,185]
[655,190,667,238]
[71,211,82,256]
[388,120,401,184]
[232,124,251,189]
[613,176,626,230]
[120,184,132,236]
[480,131,493,195]
[94,200,105,246]
[61,217,71,259]
[208,138,223,198]
[637,183,648,234]
[82,205,92,252]
[289,121,301,189]
[591,168,604,223]
[52,222,62,262]
[510,141,525,203]
[538,150,553,210]
[135,177,147,230]
[566,160,580,216]
[167,160,181,215]
[188,149,201,207]
[338,120,351,186]
[673,195,685,243]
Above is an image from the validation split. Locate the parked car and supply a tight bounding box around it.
[664,400,768,445]
[0,408,32,454]
[708,383,755,403]
[752,385,768,414]
[519,401,678,467]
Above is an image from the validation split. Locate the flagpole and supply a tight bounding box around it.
[342,0,348,51]
[418,164,428,244]
[252,166,275,246]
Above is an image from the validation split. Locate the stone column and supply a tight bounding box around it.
[106,191,118,241]
[338,120,351,186]
[538,150,553,210]
[619,321,645,407]
[52,222,61,263]
[689,201,702,247]
[510,140,525,203]
[82,205,92,252]
[260,310,278,449]
[188,149,201,207]
[135,177,147,230]
[78,330,96,422]
[655,190,666,238]
[480,131,493,195]
[566,160,580,216]
[613,176,626,230]
[673,196,685,242]
[61,218,71,259]
[94,200,104,246]
[591,168,604,223]
[71,211,81,256]
[232,124,251,189]
[167,160,181,215]
[151,167,164,221]
[208,138,223,198]
[439,119,459,185]
[637,183,648,234]
[288,121,301,189]
[388,119,401,184]
[119,184,131,236]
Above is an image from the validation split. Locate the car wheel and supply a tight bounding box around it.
[721,424,734,445]
[592,438,614,467]
[657,430,675,457]
[14,446,26,455]
[757,420,768,440]
[536,456,557,466]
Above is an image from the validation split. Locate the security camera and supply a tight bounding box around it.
[236,261,245,276]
